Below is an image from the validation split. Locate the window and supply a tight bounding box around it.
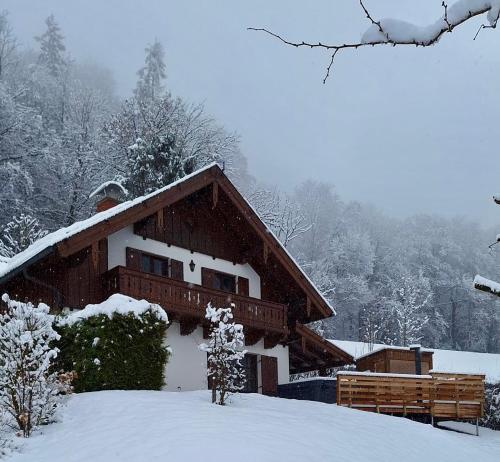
[141,254,169,277]
[126,248,184,281]
[201,267,249,295]
[213,272,236,293]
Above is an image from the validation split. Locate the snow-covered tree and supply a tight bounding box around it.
[135,39,166,103]
[0,294,69,437]
[119,135,185,197]
[390,269,433,346]
[0,214,47,258]
[199,304,246,405]
[35,14,66,77]
[247,187,311,248]
[482,382,500,430]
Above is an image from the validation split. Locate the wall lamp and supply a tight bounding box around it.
[189,259,196,272]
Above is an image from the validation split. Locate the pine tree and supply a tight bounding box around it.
[199,304,246,405]
[0,214,47,258]
[0,294,69,437]
[134,39,166,103]
[120,134,187,197]
[35,14,66,77]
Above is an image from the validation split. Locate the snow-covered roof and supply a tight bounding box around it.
[0,163,218,282]
[0,162,333,317]
[329,339,500,383]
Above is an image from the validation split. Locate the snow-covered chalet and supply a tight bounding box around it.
[0,163,353,394]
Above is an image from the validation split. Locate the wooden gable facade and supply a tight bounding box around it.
[0,164,353,374]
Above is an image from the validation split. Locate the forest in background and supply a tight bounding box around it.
[0,12,499,353]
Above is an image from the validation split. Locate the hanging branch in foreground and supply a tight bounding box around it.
[248,0,500,83]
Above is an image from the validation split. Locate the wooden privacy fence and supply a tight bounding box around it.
[336,371,485,420]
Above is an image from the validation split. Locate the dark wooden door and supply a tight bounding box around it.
[242,354,258,393]
[261,355,278,396]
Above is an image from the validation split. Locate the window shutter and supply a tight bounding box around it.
[237,277,249,296]
[170,259,184,281]
[201,267,215,288]
[126,247,141,270]
[261,355,278,396]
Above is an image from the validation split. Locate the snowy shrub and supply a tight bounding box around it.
[55,297,169,392]
[481,382,500,430]
[199,304,246,405]
[0,294,69,437]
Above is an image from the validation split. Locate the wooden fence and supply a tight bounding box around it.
[336,371,485,420]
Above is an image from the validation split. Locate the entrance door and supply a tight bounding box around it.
[261,355,278,396]
[241,353,258,393]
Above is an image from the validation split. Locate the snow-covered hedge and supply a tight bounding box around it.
[55,294,170,393]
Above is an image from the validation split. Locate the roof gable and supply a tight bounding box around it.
[0,163,333,319]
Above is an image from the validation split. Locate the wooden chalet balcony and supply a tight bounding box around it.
[103,266,288,334]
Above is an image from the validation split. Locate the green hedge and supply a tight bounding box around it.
[55,311,169,393]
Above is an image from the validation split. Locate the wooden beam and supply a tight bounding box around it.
[212,182,218,209]
[156,209,164,234]
[263,243,269,264]
[91,242,98,271]
[306,297,311,317]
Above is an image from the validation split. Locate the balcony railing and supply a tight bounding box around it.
[103,266,288,334]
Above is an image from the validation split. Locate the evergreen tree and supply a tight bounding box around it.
[134,39,166,103]
[35,14,66,77]
[120,134,189,197]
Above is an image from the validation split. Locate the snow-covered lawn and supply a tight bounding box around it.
[3,391,499,462]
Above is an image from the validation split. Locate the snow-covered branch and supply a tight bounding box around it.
[249,0,500,82]
[474,274,500,296]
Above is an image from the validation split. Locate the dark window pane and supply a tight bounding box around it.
[212,272,236,293]
[141,254,150,272]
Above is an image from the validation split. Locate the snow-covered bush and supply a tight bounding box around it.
[0,294,68,437]
[199,304,246,405]
[55,294,170,392]
[482,382,500,430]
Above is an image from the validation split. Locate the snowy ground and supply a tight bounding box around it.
[3,391,499,462]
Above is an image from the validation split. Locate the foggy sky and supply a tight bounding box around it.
[4,0,500,226]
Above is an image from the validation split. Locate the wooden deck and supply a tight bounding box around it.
[336,371,485,420]
[103,266,288,334]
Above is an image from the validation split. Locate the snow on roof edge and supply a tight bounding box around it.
[0,162,219,282]
[0,160,332,319]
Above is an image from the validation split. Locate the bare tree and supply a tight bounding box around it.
[249,0,500,82]
[0,11,18,79]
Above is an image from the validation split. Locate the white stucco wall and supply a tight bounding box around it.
[164,322,290,392]
[107,225,261,298]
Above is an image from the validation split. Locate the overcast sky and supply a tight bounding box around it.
[4,0,500,226]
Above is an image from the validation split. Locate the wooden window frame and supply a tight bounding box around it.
[201,267,249,296]
[126,247,184,281]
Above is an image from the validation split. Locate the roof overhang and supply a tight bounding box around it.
[289,323,354,374]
